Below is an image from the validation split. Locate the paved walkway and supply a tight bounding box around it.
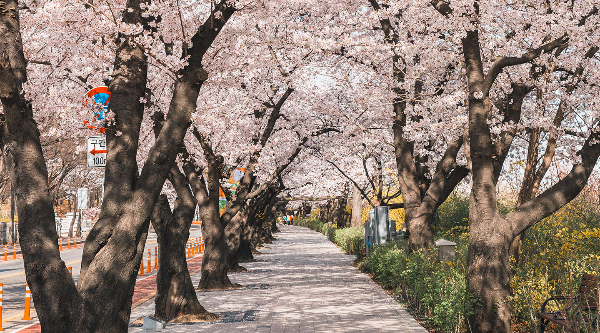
[130,224,427,333]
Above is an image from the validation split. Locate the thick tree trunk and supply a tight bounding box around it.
[406,207,435,251]
[198,209,237,289]
[237,218,255,262]
[0,5,81,330]
[225,207,247,272]
[332,197,347,228]
[0,0,232,331]
[467,215,513,332]
[152,193,209,322]
[350,185,362,227]
[461,29,513,333]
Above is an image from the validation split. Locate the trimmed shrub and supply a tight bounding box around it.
[293,218,364,258]
[359,240,475,332]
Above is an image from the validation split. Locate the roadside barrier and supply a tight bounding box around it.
[74,237,77,249]
[22,284,32,320]
[59,237,62,251]
[0,239,206,325]
[147,249,151,274]
[12,244,16,260]
[67,236,71,249]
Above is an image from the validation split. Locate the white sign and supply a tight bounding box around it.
[233,168,245,181]
[77,188,88,210]
[87,136,106,167]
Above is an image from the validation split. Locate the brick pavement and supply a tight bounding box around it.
[129,224,428,333]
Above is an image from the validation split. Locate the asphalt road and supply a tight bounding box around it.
[0,224,203,330]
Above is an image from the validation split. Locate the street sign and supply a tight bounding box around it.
[233,168,246,182]
[87,136,106,167]
[77,188,88,210]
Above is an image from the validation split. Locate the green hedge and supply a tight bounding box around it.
[359,241,475,332]
[293,218,364,258]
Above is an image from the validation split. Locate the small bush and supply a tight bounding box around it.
[294,218,364,258]
[359,240,475,333]
[334,227,365,258]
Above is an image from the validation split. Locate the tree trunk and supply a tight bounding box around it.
[0,7,82,329]
[467,215,513,332]
[332,197,347,229]
[350,185,362,227]
[225,207,247,272]
[237,217,255,262]
[68,194,77,238]
[406,206,435,251]
[0,0,232,331]
[76,210,82,237]
[152,192,209,322]
[9,185,15,244]
[197,208,237,289]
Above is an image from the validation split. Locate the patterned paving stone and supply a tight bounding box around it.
[129,224,427,332]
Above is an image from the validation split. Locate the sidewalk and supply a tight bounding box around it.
[130,224,427,333]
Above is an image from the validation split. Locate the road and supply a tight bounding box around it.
[0,224,202,332]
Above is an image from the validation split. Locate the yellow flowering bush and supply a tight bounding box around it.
[511,198,600,331]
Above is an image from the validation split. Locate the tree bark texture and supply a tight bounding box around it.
[0,0,234,331]
[152,190,208,322]
[68,195,77,238]
[350,185,363,227]
[0,1,81,330]
[224,206,247,272]
[459,27,598,333]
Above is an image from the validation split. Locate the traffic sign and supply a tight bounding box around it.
[87,136,106,167]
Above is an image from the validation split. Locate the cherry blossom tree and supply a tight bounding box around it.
[1,0,234,330]
[424,1,600,332]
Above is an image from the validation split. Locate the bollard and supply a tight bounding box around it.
[0,283,4,331]
[191,240,195,256]
[147,249,151,273]
[13,243,16,260]
[22,283,32,320]
[68,236,71,249]
[3,244,6,261]
[68,267,72,275]
[154,247,158,270]
[59,237,63,251]
[140,261,145,276]
[74,237,77,249]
